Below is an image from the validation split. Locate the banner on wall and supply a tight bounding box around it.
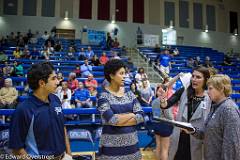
[162,28,177,45]
[143,34,160,47]
[88,30,106,45]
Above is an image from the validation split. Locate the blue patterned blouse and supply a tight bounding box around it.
[97,88,144,160]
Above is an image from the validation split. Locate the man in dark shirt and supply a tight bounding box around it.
[9,62,72,159]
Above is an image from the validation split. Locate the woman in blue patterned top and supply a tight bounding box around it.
[97,59,144,160]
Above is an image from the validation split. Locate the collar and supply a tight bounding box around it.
[211,97,230,111]
[29,93,51,106]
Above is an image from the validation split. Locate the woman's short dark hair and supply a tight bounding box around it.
[104,59,126,82]
[27,62,54,91]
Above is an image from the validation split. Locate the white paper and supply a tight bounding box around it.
[154,117,195,132]
[180,73,192,89]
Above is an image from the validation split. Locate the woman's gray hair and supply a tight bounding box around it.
[5,78,13,86]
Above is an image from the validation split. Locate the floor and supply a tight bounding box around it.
[141,149,157,160]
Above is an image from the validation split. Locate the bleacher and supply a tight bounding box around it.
[138,45,240,103]
[1,38,240,158]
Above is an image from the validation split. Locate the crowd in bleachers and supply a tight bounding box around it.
[1,29,159,125]
[0,29,240,160]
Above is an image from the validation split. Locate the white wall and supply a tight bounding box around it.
[0,15,239,53]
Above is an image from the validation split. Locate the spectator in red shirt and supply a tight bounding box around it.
[67,72,79,94]
[99,52,109,65]
[84,73,98,96]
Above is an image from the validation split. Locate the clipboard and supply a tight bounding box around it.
[153,117,195,132]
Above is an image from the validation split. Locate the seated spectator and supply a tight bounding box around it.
[41,31,49,40]
[16,36,25,47]
[40,47,50,60]
[74,82,92,108]
[130,82,141,102]
[111,51,120,59]
[27,29,33,39]
[13,46,22,59]
[67,72,79,93]
[44,37,55,48]
[12,61,24,77]
[73,64,81,77]
[78,48,86,60]
[57,81,72,109]
[91,55,100,66]
[135,67,149,89]
[46,41,54,55]
[0,78,18,109]
[194,56,201,67]
[31,47,40,59]
[57,72,64,86]
[139,79,154,106]
[84,74,98,96]
[85,46,94,59]
[124,67,133,86]
[3,61,13,77]
[66,46,75,60]
[54,40,62,52]
[99,52,109,65]
[222,54,233,66]
[112,37,120,48]
[21,46,31,59]
[80,59,92,78]
[204,56,213,68]
[0,50,8,62]
[187,57,195,68]
[172,47,179,56]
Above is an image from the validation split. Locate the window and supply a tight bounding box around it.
[193,3,203,29]
[179,0,189,28]
[164,1,175,26]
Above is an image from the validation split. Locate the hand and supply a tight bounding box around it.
[181,128,195,134]
[158,87,167,100]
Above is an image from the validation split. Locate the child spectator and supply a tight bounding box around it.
[73,65,81,77]
[57,81,72,109]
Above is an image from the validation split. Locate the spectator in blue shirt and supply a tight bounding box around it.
[9,62,72,159]
[84,46,94,59]
[80,59,92,78]
[156,49,172,75]
[74,82,92,108]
